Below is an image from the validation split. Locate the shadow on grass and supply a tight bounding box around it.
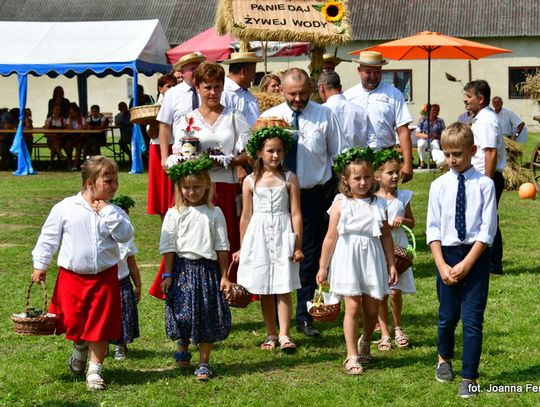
[488,363,540,382]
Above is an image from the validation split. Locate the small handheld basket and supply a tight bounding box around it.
[307,285,340,323]
[11,281,56,335]
[394,225,416,275]
[226,284,252,308]
[129,105,160,125]
[225,263,252,308]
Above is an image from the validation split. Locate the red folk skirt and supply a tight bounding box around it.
[49,265,121,342]
[147,144,175,215]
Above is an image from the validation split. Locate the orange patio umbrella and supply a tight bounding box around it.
[350,31,511,166]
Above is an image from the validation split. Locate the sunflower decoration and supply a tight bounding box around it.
[313,1,346,26]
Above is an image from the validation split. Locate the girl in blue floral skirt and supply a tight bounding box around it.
[160,155,232,380]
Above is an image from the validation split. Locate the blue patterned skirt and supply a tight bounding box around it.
[165,256,231,344]
[111,277,140,345]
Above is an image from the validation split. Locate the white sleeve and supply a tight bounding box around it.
[98,205,134,243]
[159,209,179,254]
[233,111,252,153]
[326,108,346,159]
[394,91,412,128]
[32,202,64,270]
[426,182,442,245]
[212,207,230,251]
[156,91,173,125]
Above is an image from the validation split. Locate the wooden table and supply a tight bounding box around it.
[0,127,123,162]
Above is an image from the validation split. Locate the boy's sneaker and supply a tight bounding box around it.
[435,361,455,382]
[458,379,479,398]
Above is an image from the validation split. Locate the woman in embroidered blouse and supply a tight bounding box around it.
[172,62,251,281]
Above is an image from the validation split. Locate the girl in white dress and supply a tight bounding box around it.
[374,152,416,351]
[317,147,397,375]
[234,126,303,352]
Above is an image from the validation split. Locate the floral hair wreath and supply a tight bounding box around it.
[333,146,376,174]
[373,149,402,170]
[246,126,294,160]
[166,154,214,183]
[111,194,135,211]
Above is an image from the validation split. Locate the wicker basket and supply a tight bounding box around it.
[308,285,340,323]
[226,284,252,308]
[130,105,160,125]
[394,225,416,275]
[11,281,56,335]
[225,263,252,308]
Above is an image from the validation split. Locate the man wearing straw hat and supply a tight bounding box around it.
[157,52,207,169]
[344,51,414,182]
[322,53,342,73]
[221,51,262,128]
[262,68,346,338]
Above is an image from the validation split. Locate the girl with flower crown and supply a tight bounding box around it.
[160,155,232,380]
[373,151,416,351]
[316,147,397,375]
[234,126,304,352]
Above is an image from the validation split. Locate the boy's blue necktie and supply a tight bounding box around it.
[455,173,466,241]
[284,110,300,173]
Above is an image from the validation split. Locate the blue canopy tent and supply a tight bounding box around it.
[0,20,171,175]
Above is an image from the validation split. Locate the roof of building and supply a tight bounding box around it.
[1,0,539,45]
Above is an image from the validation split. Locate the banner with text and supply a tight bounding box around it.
[216,0,350,45]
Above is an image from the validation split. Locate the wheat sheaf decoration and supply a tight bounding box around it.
[215,0,350,46]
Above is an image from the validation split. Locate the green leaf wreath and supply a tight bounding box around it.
[246,126,294,160]
[111,194,135,210]
[166,154,214,183]
[373,149,402,170]
[333,146,376,174]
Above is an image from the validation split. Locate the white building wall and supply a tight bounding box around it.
[1,37,538,131]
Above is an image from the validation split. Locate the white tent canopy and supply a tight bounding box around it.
[0,20,170,175]
[0,19,170,76]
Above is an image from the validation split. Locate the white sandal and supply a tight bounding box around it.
[86,372,106,391]
[343,355,363,375]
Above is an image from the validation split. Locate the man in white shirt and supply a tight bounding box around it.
[464,80,505,275]
[221,52,261,128]
[262,68,345,337]
[318,71,366,147]
[491,96,527,143]
[157,52,206,169]
[344,51,413,182]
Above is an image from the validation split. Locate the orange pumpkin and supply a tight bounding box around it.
[252,116,289,131]
[518,182,537,200]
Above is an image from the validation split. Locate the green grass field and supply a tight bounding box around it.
[0,135,539,406]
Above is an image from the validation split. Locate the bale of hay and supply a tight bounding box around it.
[253,92,283,114]
[503,137,530,190]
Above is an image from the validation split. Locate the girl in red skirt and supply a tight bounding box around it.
[31,156,134,391]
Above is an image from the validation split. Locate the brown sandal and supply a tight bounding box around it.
[279,335,297,353]
[357,335,372,363]
[260,335,279,350]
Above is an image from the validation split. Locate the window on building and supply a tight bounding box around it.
[382,69,412,101]
[509,66,540,99]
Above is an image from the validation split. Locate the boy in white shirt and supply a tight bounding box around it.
[426,122,497,398]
